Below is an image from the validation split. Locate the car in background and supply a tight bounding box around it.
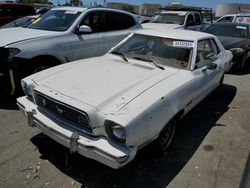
[0,2,36,26]
[0,6,142,95]
[204,22,250,70]
[143,6,212,31]
[216,12,250,24]
[1,15,39,29]
[17,28,232,169]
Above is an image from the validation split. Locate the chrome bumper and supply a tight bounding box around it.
[17,96,136,169]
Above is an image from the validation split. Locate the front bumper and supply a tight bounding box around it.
[17,96,137,169]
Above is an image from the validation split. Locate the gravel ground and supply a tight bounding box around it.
[0,65,249,188]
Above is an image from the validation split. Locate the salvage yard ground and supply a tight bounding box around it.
[0,65,250,188]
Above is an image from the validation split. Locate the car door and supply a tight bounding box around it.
[71,12,103,61]
[190,39,222,105]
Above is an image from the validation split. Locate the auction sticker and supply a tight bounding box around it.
[173,41,194,48]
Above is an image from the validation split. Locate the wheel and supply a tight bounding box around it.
[155,118,176,156]
[213,74,224,95]
[32,65,51,74]
[239,53,247,71]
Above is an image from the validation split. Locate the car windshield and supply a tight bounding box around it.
[150,13,185,25]
[114,34,193,69]
[206,24,248,38]
[27,9,82,31]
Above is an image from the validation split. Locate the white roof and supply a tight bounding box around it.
[159,11,188,15]
[52,6,87,12]
[136,24,214,41]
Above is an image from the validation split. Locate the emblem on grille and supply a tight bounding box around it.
[56,106,64,114]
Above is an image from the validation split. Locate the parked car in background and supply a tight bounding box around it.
[204,22,250,70]
[0,2,36,26]
[0,6,141,95]
[1,15,39,29]
[144,6,212,31]
[17,28,232,169]
[216,12,250,24]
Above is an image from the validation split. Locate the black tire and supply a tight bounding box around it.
[213,74,224,95]
[154,118,176,156]
[239,53,247,71]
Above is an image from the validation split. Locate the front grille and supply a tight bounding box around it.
[34,92,91,131]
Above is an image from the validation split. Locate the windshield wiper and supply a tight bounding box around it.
[111,51,128,62]
[133,57,165,70]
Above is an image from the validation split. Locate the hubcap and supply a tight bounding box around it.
[160,120,176,152]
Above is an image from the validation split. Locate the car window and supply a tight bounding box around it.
[186,14,195,26]
[205,24,248,38]
[80,12,106,33]
[27,9,81,31]
[195,39,218,69]
[150,13,185,25]
[115,34,193,69]
[217,16,234,23]
[105,12,135,31]
[194,13,201,25]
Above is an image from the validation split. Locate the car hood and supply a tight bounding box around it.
[32,54,179,115]
[0,27,61,47]
[217,36,247,50]
[143,23,183,30]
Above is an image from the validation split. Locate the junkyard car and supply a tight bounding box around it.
[205,22,250,69]
[0,6,141,95]
[17,28,232,169]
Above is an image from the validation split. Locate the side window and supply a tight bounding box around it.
[80,12,106,33]
[186,14,195,26]
[217,16,234,23]
[195,39,218,69]
[194,13,201,25]
[0,7,4,17]
[105,12,135,31]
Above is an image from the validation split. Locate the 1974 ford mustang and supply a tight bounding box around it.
[17,28,233,169]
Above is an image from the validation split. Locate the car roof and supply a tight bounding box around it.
[159,11,188,15]
[0,2,33,7]
[52,6,87,12]
[135,25,214,41]
[212,22,250,26]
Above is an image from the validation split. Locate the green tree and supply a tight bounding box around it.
[122,4,135,14]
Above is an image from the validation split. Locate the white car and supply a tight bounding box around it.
[17,28,233,169]
[216,12,250,24]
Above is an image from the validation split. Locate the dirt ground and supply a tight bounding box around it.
[0,66,250,188]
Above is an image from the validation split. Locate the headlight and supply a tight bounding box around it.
[8,48,20,62]
[21,80,35,100]
[105,120,126,144]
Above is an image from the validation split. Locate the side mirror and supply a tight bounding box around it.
[207,62,217,70]
[76,25,92,34]
[229,48,244,56]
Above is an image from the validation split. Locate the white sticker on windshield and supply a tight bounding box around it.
[173,41,194,48]
[236,26,247,30]
[65,10,78,14]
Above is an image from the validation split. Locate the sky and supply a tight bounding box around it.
[58,0,250,10]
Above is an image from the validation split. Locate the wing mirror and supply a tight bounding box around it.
[76,25,92,34]
[207,62,217,70]
[229,48,244,56]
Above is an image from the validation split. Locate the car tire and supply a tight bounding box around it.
[215,74,224,94]
[155,118,176,156]
[239,53,247,71]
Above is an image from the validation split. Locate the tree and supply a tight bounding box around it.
[122,4,135,14]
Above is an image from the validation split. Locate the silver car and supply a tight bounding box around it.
[0,6,141,95]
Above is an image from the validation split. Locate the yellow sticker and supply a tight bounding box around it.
[32,18,41,25]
